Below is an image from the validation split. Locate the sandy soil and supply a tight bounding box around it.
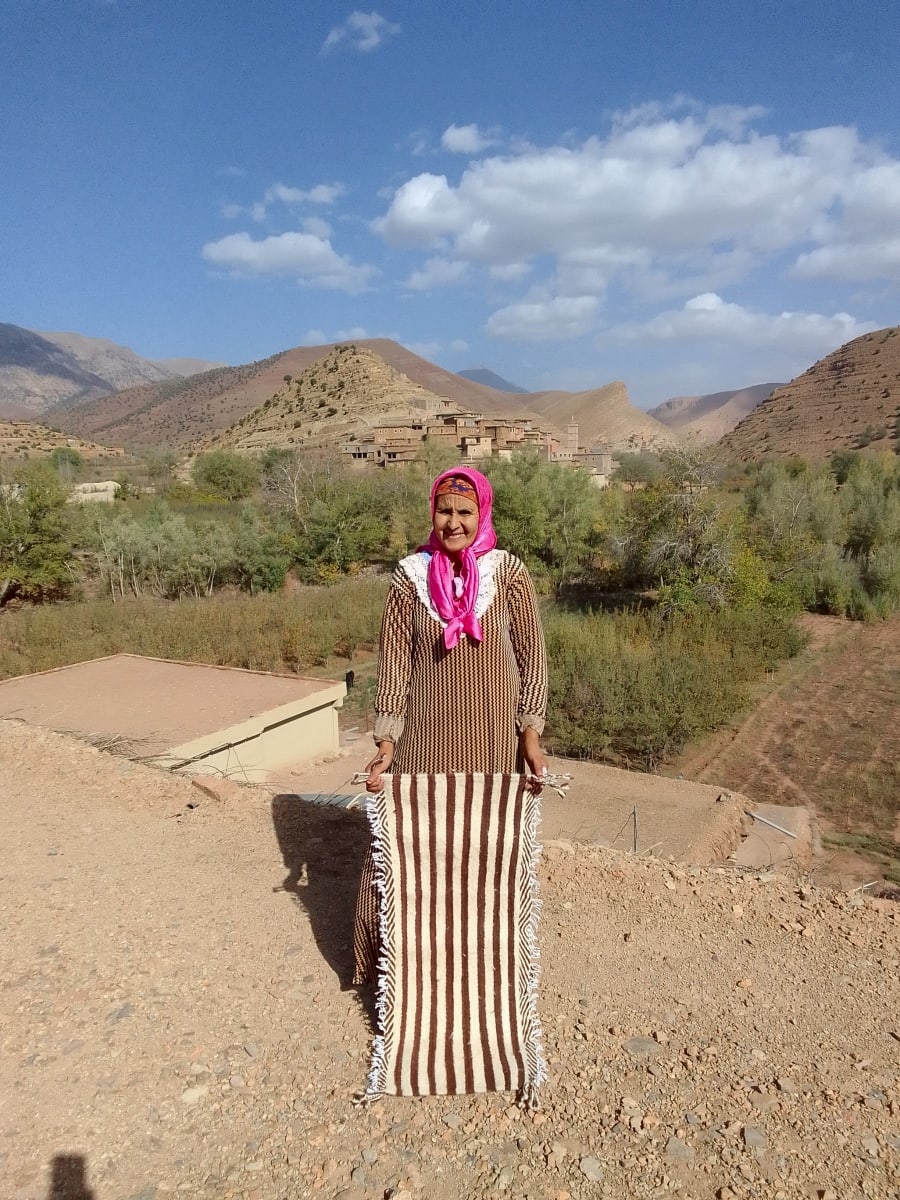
[1,720,898,1200]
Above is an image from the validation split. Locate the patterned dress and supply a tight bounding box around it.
[352,548,548,984]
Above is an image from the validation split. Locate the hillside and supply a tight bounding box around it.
[720,327,900,460]
[48,339,515,449]
[523,381,681,450]
[207,343,461,452]
[650,383,781,444]
[0,420,125,463]
[0,324,220,419]
[2,718,898,1200]
[50,336,683,452]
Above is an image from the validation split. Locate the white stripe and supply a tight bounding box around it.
[449,772,468,1093]
[479,773,502,1088]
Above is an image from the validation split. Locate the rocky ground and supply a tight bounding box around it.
[1,720,898,1200]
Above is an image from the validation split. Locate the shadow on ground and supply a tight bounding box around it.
[47,1154,94,1200]
[270,795,376,1025]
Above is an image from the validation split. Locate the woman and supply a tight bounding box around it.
[353,465,548,985]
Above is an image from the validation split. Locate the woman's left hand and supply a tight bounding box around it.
[519,727,548,793]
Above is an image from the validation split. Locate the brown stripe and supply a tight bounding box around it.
[444,773,457,1094]
[505,779,526,1086]
[393,779,410,1094]
[426,774,439,1095]
[459,773,475,1093]
[491,774,513,1088]
[476,773,496,1091]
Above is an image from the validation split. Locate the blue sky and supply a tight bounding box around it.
[2,0,899,407]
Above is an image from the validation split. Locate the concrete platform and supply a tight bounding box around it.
[268,741,748,866]
[0,654,346,781]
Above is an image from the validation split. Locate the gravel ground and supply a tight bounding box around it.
[1,720,898,1200]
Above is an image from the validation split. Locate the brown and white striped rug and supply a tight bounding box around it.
[364,773,546,1107]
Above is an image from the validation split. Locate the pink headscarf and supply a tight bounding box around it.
[421,467,497,650]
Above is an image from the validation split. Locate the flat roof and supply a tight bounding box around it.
[0,654,344,755]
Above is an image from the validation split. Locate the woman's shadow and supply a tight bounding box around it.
[270,794,375,1024]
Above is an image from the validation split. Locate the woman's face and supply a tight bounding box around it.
[432,493,479,556]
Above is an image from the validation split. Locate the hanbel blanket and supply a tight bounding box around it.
[364,773,546,1109]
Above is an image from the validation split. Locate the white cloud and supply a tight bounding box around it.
[375,104,900,325]
[441,124,498,154]
[223,181,347,225]
[489,262,532,282]
[265,182,345,206]
[450,339,469,352]
[406,256,468,290]
[201,231,374,292]
[606,293,875,356]
[487,295,599,341]
[321,10,400,54]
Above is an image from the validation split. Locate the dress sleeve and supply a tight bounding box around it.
[372,568,414,744]
[506,557,548,735]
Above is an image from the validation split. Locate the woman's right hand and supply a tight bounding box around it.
[365,741,395,792]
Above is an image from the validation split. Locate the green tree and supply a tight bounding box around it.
[0,464,74,606]
[49,446,84,479]
[611,451,661,491]
[192,450,259,501]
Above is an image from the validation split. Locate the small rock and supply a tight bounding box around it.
[442,1113,463,1130]
[861,1136,880,1158]
[665,1137,694,1163]
[776,1076,797,1093]
[743,1126,767,1150]
[180,1085,209,1106]
[624,1036,662,1057]
[579,1156,603,1182]
[243,1043,259,1058]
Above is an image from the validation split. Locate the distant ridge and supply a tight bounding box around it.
[0,324,221,419]
[458,368,528,394]
[50,335,681,452]
[650,383,781,444]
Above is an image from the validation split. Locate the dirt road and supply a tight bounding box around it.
[2,721,898,1200]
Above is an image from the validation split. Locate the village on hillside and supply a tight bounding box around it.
[342,402,616,484]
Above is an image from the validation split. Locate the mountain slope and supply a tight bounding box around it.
[650,383,781,444]
[0,324,221,419]
[0,325,114,417]
[524,381,681,450]
[720,328,900,460]
[207,343,459,452]
[52,335,680,452]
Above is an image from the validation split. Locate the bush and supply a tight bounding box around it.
[192,450,260,501]
[544,605,805,768]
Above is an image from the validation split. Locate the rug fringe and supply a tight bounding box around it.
[521,789,548,1096]
[364,787,391,1099]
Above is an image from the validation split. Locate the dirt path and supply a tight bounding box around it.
[2,721,898,1200]
[668,614,900,889]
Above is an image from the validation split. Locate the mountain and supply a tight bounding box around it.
[650,383,782,444]
[51,336,681,452]
[207,343,462,453]
[520,381,681,451]
[457,368,528,393]
[0,324,222,419]
[719,327,900,460]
